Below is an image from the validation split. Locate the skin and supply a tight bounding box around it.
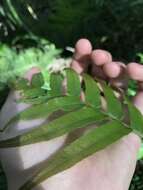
[0,38,143,190]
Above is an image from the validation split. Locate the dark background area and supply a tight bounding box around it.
[1,0,143,61]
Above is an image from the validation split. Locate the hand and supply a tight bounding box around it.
[0,39,142,190]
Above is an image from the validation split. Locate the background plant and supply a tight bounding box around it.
[1,0,143,61]
[0,37,66,91]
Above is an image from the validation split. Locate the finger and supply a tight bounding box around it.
[71,60,86,74]
[108,62,129,90]
[91,64,108,80]
[91,50,112,80]
[74,39,92,61]
[71,39,92,74]
[127,62,143,81]
[132,91,143,114]
[24,67,40,82]
[127,63,143,94]
[103,61,121,78]
[91,49,112,66]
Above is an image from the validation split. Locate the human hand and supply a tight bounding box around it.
[0,39,142,190]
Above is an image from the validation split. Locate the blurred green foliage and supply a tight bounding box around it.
[137,53,143,64]
[1,0,143,61]
[0,38,61,91]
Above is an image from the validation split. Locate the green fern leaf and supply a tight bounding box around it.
[0,107,106,148]
[31,73,44,88]
[0,96,83,132]
[102,83,123,119]
[127,99,143,136]
[13,78,29,90]
[17,96,49,105]
[19,121,131,190]
[83,74,101,108]
[66,68,81,96]
[50,73,64,97]
[22,88,46,99]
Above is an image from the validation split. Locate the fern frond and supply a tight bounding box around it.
[0,69,143,189]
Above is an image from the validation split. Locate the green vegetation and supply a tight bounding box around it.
[0,1,143,190]
[0,39,62,91]
[1,0,143,61]
[0,69,143,189]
